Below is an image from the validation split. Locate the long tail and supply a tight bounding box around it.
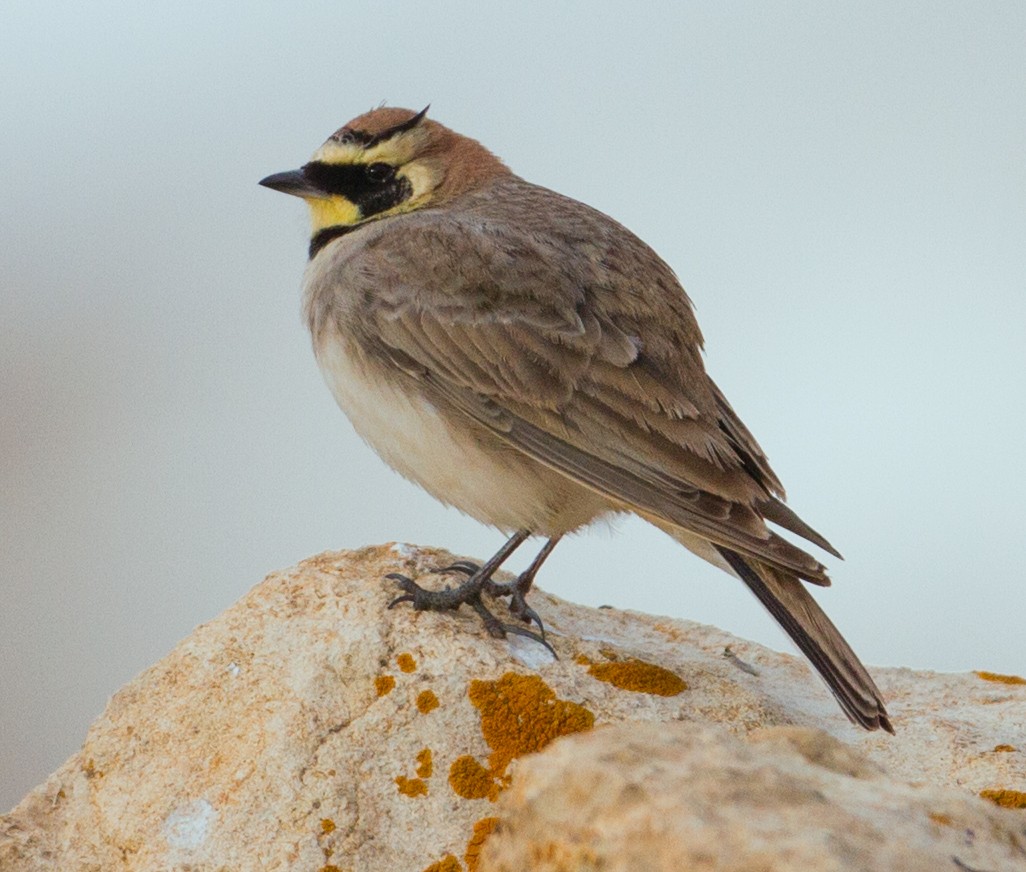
[717,546,893,733]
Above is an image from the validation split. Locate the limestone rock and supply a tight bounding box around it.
[479,722,1026,871]
[2,545,1024,871]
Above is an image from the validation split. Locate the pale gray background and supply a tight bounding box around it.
[2,2,1024,811]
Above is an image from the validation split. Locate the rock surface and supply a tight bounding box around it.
[2,545,1024,871]
[481,722,1026,871]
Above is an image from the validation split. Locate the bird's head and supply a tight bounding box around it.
[260,106,509,243]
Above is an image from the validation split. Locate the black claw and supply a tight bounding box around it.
[511,599,546,638]
[386,573,422,609]
[464,596,555,655]
[500,622,557,658]
[435,560,480,576]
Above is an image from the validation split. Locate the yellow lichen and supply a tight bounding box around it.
[974,670,1026,685]
[465,817,500,872]
[375,674,396,696]
[422,856,462,872]
[395,775,428,798]
[320,818,336,834]
[582,657,687,696]
[928,812,953,826]
[449,672,594,802]
[979,788,1026,809]
[397,652,417,673]
[416,748,433,779]
[417,689,440,713]
[993,744,1017,752]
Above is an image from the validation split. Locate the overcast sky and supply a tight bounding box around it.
[2,1,1025,811]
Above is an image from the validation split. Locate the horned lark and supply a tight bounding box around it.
[260,107,892,731]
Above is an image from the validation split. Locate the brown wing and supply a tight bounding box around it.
[334,177,835,581]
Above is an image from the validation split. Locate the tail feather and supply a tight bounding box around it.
[717,546,893,733]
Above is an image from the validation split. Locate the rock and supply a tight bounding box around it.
[479,722,1026,871]
[2,545,1024,871]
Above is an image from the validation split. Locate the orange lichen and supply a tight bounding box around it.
[397,652,417,673]
[417,689,440,713]
[979,788,1026,809]
[465,817,500,872]
[449,755,499,800]
[319,866,342,872]
[416,748,433,779]
[449,672,595,802]
[974,670,1026,685]
[375,674,396,696]
[475,673,595,768]
[320,818,336,834]
[993,744,1017,752]
[82,759,104,779]
[928,812,953,826]
[422,856,461,872]
[395,775,428,798]
[582,656,687,696]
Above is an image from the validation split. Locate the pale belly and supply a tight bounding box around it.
[313,330,610,535]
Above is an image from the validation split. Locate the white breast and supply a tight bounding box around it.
[313,329,606,534]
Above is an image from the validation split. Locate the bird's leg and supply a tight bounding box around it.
[388,530,546,642]
[483,535,562,633]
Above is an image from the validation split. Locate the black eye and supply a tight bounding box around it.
[365,162,395,183]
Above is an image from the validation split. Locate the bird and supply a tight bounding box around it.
[259,105,892,732]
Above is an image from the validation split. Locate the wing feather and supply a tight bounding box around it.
[324,178,833,581]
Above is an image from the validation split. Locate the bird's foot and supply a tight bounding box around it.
[439,560,547,638]
[386,561,553,655]
[386,562,487,615]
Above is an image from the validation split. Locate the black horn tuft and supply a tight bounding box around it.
[364,106,430,147]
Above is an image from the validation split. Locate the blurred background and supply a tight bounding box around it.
[2,1,1024,811]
